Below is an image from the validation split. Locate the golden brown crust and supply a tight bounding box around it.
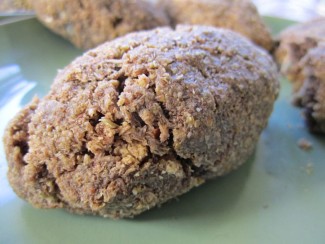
[4,25,279,218]
[158,0,274,51]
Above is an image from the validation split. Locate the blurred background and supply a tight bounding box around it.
[1,0,325,24]
[252,0,325,21]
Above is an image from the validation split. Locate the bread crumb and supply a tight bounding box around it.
[297,138,313,151]
[305,162,314,175]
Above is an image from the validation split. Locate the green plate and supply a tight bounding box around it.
[0,17,324,244]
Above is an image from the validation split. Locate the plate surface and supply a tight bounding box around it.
[0,18,324,244]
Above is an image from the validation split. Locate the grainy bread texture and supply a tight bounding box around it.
[158,0,273,51]
[4,25,279,218]
[275,18,325,133]
[29,0,170,49]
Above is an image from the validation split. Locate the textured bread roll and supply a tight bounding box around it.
[275,18,325,91]
[291,45,325,133]
[4,26,279,218]
[275,18,325,133]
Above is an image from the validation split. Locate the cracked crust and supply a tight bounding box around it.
[4,25,279,218]
[29,0,170,49]
[158,0,274,51]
